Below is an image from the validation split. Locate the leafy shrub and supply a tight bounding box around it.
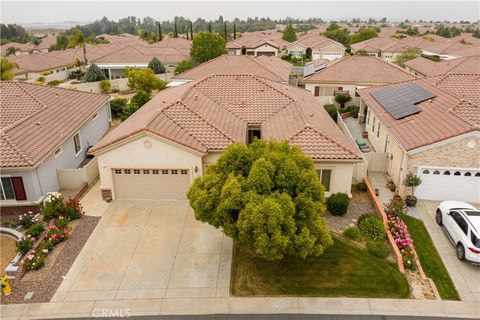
[401,247,417,270]
[367,240,390,258]
[47,224,70,245]
[343,227,361,241]
[148,57,166,74]
[55,216,69,228]
[355,181,367,192]
[357,212,377,226]
[359,216,386,241]
[16,238,33,255]
[69,70,83,80]
[83,63,106,82]
[99,79,111,93]
[38,239,54,253]
[18,211,37,228]
[327,192,350,216]
[281,54,291,61]
[42,193,66,221]
[324,104,337,122]
[130,90,151,108]
[110,97,127,119]
[36,76,45,83]
[125,68,166,93]
[175,59,196,74]
[25,253,46,271]
[47,80,61,86]
[65,198,84,221]
[26,222,45,238]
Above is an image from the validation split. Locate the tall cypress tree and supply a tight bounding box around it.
[157,22,162,41]
[224,22,228,40]
[233,23,237,39]
[186,26,189,40]
[174,18,178,38]
[208,22,212,33]
[190,21,193,40]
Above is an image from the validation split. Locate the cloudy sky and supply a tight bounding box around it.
[2,1,479,25]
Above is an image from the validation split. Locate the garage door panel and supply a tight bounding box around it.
[416,168,480,203]
[114,169,190,200]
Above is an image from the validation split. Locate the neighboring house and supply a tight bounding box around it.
[303,56,416,108]
[357,77,480,203]
[405,55,480,77]
[0,82,111,213]
[227,33,284,57]
[350,37,409,62]
[172,54,293,84]
[91,74,362,201]
[1,34,57,56]
[287,34,346,61]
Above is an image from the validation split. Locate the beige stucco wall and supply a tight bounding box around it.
[314,161,355,197]
[95,133,203,200]
[305,83,360,107]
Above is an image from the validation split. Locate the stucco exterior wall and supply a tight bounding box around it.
[96,134,203,199]
[253,44,278,56]
[314,162,355,197]
[305,83,360,107]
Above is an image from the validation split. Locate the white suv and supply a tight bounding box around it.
[436,201,480,263]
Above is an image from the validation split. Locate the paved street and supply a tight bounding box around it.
[51,184,232,302]
[415,201,480,302]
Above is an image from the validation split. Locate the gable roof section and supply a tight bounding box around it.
[173,55,292,82]
[290,34,346,51]
[405,55,480,77]
[0,82,110,168]
[304,56,416,84]
[92,74,361,161]
[434,74,480,111]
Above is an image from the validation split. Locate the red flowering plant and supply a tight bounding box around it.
[65,197,85,221]
[385,201,416,270]
[47,223,70,245]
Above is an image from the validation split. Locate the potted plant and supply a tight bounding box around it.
[334,94,352,109]
[386,179,396,192]
[403,172,422,207]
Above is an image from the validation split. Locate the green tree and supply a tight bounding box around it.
[83,63,106,82]
[31,37,42,47]
[188,140,333,261]
[190,32,226,64]
[148,57,166,74]
[99,79,111,93]
[157,22,162,41]
[334,94,352,109]
[348,27,378,45]
[233,23,237,39]
[322,23,350,46]
[130,90,151,108]
[282,24,297,42]
[0,57,19,80]
[394,47,422,68]
[174,59,196,74]
[125,68,166,93]
[110,97,127,119]
[68,29,90,64]
[55,34,69,50]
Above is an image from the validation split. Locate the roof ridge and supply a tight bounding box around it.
[248,56,283,82]
[0,132,34,166]
[174,54,227,78]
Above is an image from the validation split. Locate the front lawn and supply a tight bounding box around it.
[403,215,460,300]
[231,236,410,298]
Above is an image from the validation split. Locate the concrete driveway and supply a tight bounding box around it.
[415,201,480,302]
[52,198,232,302]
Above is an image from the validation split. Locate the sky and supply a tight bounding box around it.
[1,0,479,25]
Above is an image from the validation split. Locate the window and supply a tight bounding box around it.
[152,170,159,174]
[471,232,480,249]
[114,169,122,174]
[450,211,468,235]
[143,170,150,174]
[73,133,82,155]
[1,177,26,201]
[377,123,381,138]
[314,86,320,96]
[475,173,480,177]
[465,172,472,176]
[92,113,98,121]
[180,170,188,175]
[247,125,261,144]
[162,170,168,174]
[422,170,430,174]
[433,170,440,175]
[444,171,451,175]
[133,169,140,174]
[54,147,63,159]
[372,117,375,133]
[454,171,461,176]
[124,169,131,174]
[366,110,370,125]
[171,170,178,174]
[316,169,332,192]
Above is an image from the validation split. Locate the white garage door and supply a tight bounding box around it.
[415,167,480,203]
[113,169,190,200]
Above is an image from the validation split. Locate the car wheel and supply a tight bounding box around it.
[436,210,443,226]
[456,244,466,261]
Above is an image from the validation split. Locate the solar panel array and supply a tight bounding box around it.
[371,83,436,120]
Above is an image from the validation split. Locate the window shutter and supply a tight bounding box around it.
[11,177,27,200]
[314,86,320,96]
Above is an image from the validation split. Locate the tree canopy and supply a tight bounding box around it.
[126,68,166,92]
[322,22,350,46]
[0,57,19,80]
[282,24,297,42]
[188,140,333,261]
[82,63,106,82]
[190,32,226,64]
[148,57,166,74]
[348,27,378,45]
[394,47,422,68]
[174,59,196,74]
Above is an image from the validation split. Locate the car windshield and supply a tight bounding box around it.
[465,210,480,217]
[472,232,480,249]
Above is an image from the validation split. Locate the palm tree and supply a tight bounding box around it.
[0,57,19,80]
[69,29,89,64]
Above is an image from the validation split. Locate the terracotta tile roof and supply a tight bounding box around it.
[434,74,480,107]
[404,56,480,77]
[0,35,56,53]
[358,78,479,151]
[93,44,189,64]
[0,81,110,168]
[227,32,288,49]
[304,56,416,84]
[92,75,361,161]
[173,55,292,82]
[288,34,345,50]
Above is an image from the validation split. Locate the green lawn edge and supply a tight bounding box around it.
[403,215,461,300]
[230,235,410,298]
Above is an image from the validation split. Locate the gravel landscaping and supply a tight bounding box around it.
[0,216,99,304]
[325,190,375,233]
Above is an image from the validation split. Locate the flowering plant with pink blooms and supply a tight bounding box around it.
[47,224,70,245]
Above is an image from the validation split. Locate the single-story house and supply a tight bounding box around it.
[0,81,111,214]
[358,77,480,203]
[172,54,293,84]
[404,55,480,77]
[1,35,57,56]
[91,74,363,201]
[227,34,282,57]
[287,34,346,61]
[304,56,416,108]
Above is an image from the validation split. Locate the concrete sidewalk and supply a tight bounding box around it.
[1,297,479,319]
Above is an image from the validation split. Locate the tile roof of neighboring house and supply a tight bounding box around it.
[350,37,405,53]
[0,81,110,168]
[92,75,361,161]
[288,34,345,51]
[358,78,480,151]
[0,35,57,54]
[304,56,416,84]
[9,52,75,74]
[405,55,480,76]
[172,55,292,82]
[227,31,290,50]
[91,44,189,65]
[434,74,480,107]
